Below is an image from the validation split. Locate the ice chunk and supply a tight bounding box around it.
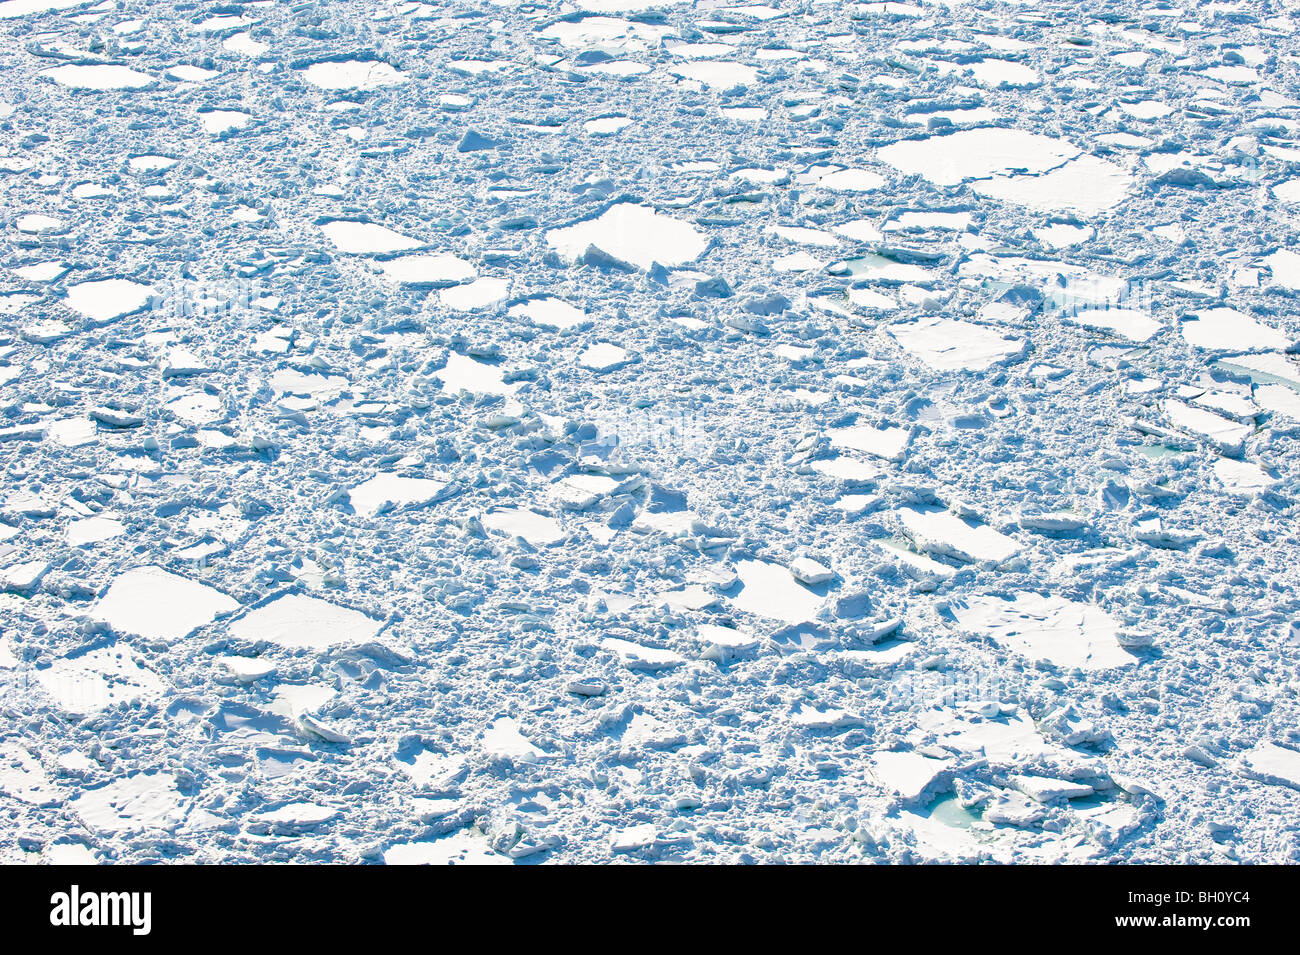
[1180,308,1289,351]
[483,507,563,545]
[972,156,1133,215]
[385,831,511,865]
[0,744,58,805]
[93,566,238,642]
[71,773,187,832]
[482,717,548,762]
[36,646,166,714]
[828,423,910,461]
[898,506,1020,564]
[789,557,833,585]
[40,65,154,90]
[546,203,708,270]
[508,297,587,330]
[877,128,1079,186]
[439,278,509,311]
[730,559,823,624]
[65,279,155,324]
[320,220,420,255]
[348,474,447,516]
[889,317,1024,371]
[1162,400,1251,453]
[1238,742,1300,789]
[951,593,1137,671]
[376,253,475,286]
[578,342,628,371]
[602,637,685,669]
[871,751,951,799]
[1065,308,1161,343]
[302,60,408,90]
[229,594,383,650]
[1012,774,1094,802]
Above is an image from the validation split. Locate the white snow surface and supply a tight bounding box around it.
[0,0,1298,867]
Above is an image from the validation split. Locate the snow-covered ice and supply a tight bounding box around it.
[1,0,1298,867]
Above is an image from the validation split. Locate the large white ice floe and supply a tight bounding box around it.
[1064,307,1161,342]
[384,830,511,865]
[508,297,587,330]
[228,594,383,650]
[320,220,420,254]
[40,64,154,90]
[876,128,1079,186]
[36,645,166,714]
[951,593,1138,671]
[971,155,1133,214]
[668,61,758,90]
[1237,742,1300,789]
[71,773,188,832]
[440,278,509,311]
[482,507,564,545]
[482,717,549,762]
[897,506,1021,564]
[888,317,1025,371]
[602,636,686,669]
[871,751,952,800]
[545,203,708,270]
[0,744,58,806]
[348,474,447,516]
[435,352,513,396]
[1179,307,1290,351]
[730,559,823,624]
[64,279,155,324]
[828,423,910,460]
[301,60,408,90]
[376,253,475,286]
[93,566,238,642]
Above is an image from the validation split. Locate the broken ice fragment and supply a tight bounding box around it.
[951,593,1137,671]
[93,566,238,642]
[228,594,382,650]
[545,203,708,270]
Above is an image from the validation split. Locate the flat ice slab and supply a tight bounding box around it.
[385,830,511,865]
[889,317,1024,371]
[36,645,165,714]
[952,592,1138,671]
[376,253,475,286]
[1065,307,1161,342]
[482,507,564,545]
[508,297,587,330]
[93,566,238,642]
[1238,742,1300,789]
[1180,307,1290,351]
[828,423,910,461]
[972,155,1133,214]
[871,751,951,799]
[730,559,823,624]
[228,594,383,649]
[41,64,154,90]
[898,506,1021,564]
[321,220,420,254]
[348,474,447,516]
[545,203,708,270]
[602,636,685,668]
[877,127,1078,186]
[65,279,155,324]
[482,717,548,762]
[302,60,408,90]
[71,773,187,832]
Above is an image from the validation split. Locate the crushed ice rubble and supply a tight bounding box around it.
[0,0,1298,865]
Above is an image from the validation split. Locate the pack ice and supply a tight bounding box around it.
[0,0,1297,867]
